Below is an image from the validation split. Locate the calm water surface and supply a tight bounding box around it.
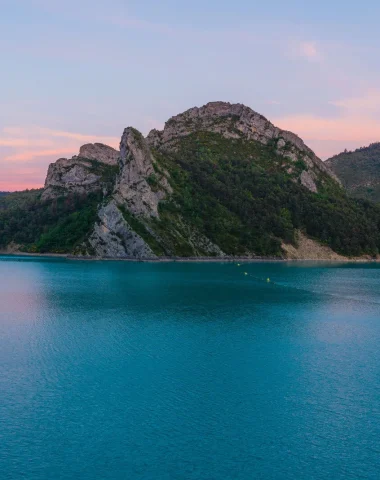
[0,256,379,479]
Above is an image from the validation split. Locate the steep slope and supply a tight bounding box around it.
[326,143,380,202]
[88,104,379,258]
[43,143,119,200]
[0,143,120,254]
[147,101,340,193]
[0,188,103,254]
[88,128,223,258]
[1,102,380,259]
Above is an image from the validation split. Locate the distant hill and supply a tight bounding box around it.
[0,189,43,211]
[1,102,380,259]
[326,143,380,202]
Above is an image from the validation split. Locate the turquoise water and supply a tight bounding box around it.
[0,257,379,480]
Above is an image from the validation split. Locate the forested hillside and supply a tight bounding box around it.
[0,190,102,254]
[1,102,380,259]
[326,143,380,202]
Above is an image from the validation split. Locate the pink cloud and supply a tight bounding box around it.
[0,126,120,191]
[275,114,378,141]
[329,89,380,111]
[2,126,119,148]
[290,41,323,63]
[3,148,76,163]
[300,42,318,57]
[0,138,54,147]
[33,127,120,147]
[274,114,380,158]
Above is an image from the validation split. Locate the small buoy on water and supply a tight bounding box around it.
[237,263,241,267]
[244,272,248,276]
[267,278,270,283]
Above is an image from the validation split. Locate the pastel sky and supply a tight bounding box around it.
[2,0,380,190]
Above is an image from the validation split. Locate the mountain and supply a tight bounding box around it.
[326,143,380,202]
[42,143,119,200]
[1,101,380,259]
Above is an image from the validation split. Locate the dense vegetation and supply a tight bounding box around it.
[326,143,380,202]
[0,158,119,254]
[152,133,380,257]
[0,190,102,253]
[2,133,380,258]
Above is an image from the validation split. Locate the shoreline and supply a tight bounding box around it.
[1,251,379,263]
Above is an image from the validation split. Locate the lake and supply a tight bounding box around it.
[0,256,379,479]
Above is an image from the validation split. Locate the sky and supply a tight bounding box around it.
[2,0,380,191]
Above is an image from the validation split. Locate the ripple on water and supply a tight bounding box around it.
[0,258,379,479]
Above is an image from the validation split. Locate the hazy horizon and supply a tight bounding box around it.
[2,0,380,191]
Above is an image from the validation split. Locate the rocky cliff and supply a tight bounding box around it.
[88,127,223,258]
[89,129,171,258]
[147,101,340,193]
[42,143,119,200]
[3,101,380,260]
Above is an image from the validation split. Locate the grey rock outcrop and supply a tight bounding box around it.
[89,201,155,258]
[38,101,347,259]
[42,158,101,199]
[147,101,340,192]
[113,127,171,217]
[78,143,119,165]
[42,143,119,200]
[89,128,172,257]
[300,170,317,193]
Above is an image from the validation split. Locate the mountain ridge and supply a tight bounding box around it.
[326,143,380,202]
[1,101,380,259]
[147,101,340,193]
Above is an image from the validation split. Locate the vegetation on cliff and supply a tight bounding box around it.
[326,143,380,202]
[149,132,380,257]
[2,103,380,259]
[0,190,102,253]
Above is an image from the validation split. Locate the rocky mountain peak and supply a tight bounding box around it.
[119,128,155,176]
[89,127,173,258]
[147,101,302,151]
[113,127,170,217]
[147,101,340,192]
[78,143,119,165]
[42,143,120,200]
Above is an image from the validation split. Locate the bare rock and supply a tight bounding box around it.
[42,144,120,200]
[282,232,346,260]
[89,201,155,258]
[42,158,102,200]
[113,127,171,218]
[300,170,318,193]
[147,101,340,193]
[78,143,119,165]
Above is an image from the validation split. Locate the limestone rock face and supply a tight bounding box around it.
[42,158,101,199]
[300,170,318,193]
[79,143,119,165]
[147,101,340,192]
[89,201,155,258]
[113,127,171,217]
[88,128,172,257]
[38,102,348,259]
[42,143,119,200]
